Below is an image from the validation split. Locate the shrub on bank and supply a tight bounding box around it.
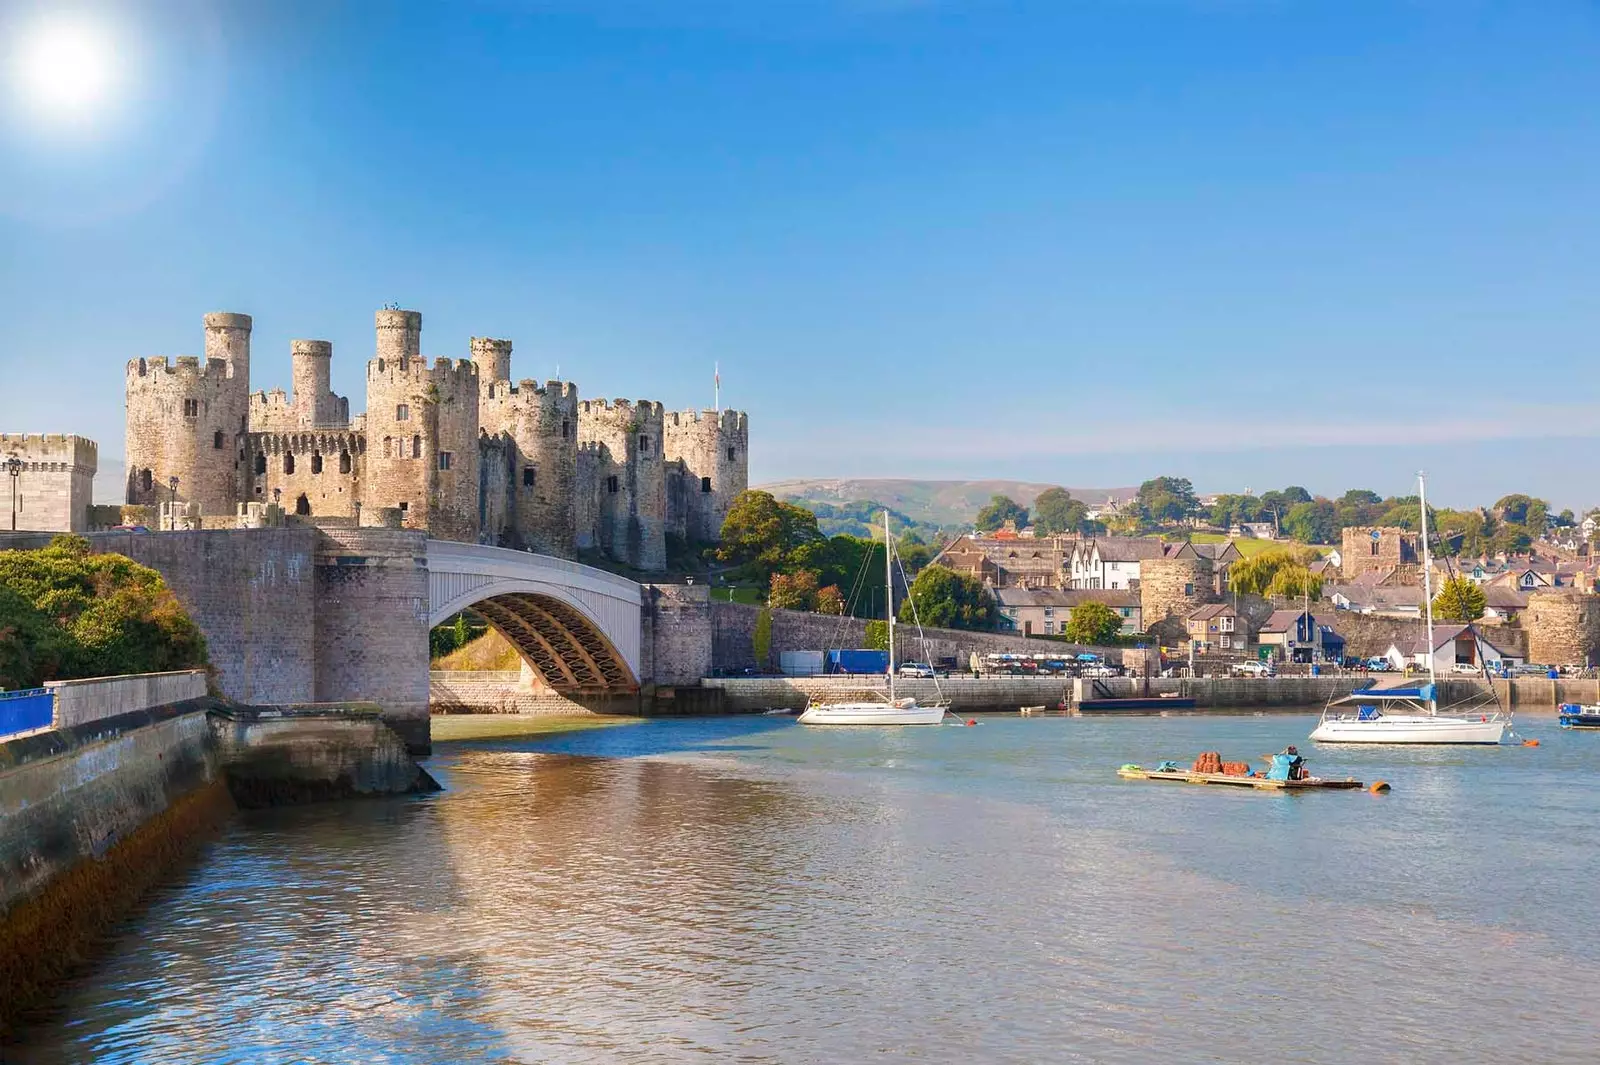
[0,535,208,690]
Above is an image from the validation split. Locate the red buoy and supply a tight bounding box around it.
[966,718,977,726]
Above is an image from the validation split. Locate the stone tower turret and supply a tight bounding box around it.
[1526,589,1600,667]
[664,408,749,543]
[578,398,666,571]
[290,340,346,427]
[1140,554,1219,640]
[480,379,579,556]
[125,312,252,514]
[364,311,481,541]
[375,308,422,365]
[470,337,513,387]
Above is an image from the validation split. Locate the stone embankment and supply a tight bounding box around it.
[0,672,436,1034]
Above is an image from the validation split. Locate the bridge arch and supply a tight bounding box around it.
[427,542,642,692]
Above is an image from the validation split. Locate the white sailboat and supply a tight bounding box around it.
[1310,473,1508,745]
[798,512,949,726]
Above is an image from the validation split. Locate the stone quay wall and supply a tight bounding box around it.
[708,600,1122,673]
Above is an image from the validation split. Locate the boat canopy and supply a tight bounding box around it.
[1332,683,1437,704]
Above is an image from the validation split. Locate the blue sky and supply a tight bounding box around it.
[2,0,1598,508]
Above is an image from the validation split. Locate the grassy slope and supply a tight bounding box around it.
[433,629,522,671]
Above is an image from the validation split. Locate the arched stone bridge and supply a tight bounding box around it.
[425,541,642,692]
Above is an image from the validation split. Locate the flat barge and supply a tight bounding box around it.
[1117,765,1369,790]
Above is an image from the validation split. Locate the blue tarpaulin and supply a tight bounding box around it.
[0,688,54,738]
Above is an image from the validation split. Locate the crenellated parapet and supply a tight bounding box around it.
[0,434,98,532]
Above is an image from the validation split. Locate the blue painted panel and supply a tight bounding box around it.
[0,688,55,738]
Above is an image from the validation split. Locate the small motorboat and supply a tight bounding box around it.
[1559,704,1600,729]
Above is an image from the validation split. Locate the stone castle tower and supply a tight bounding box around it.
[124,308,749,571]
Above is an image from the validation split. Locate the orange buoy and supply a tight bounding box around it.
[1523,739,1540,747]
[966,718,977,726]
[1369,781,1391,793]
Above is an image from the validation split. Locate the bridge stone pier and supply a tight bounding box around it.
[0,528,659,754]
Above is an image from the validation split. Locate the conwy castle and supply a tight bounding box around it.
[122,310,749,570]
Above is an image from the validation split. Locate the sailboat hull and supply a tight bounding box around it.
[1310,715,1506,745]
[797,702,947,726]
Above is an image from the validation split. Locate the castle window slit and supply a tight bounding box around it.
[311,453,323,475]
[213,430,225,449]
[284,453,295,475]
[340,451,351,474]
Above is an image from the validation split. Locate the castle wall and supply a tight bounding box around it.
[477,433,514,545]
[246,430,365,519]
[480,379,579,556]
[0,434,98,532]
[578,399,666,571]
[1525,590,1600,666]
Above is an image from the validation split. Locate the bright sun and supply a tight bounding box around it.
[11,14,119,124]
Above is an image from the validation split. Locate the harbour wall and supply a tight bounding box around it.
[0,675,436,1034]
[701,676,1513,713]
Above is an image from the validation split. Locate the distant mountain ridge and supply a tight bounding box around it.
[759,478,1139,529]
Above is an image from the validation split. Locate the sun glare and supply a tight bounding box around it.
[10,14,119,125]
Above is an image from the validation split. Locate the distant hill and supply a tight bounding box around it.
[759,478,1138,530]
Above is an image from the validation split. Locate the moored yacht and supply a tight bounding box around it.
[1310,473,1509,746]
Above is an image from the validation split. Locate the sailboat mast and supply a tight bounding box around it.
[885,510,896,701]
[1419,472,1437,690]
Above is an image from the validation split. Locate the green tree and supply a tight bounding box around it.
[717,490,825,582]
[1493,494,1542,525]
[0,534,208,686]
[1206,494,1264,528]
[1432,575,1486,622]
[974,494,1029,533]
[1265,565,1322,600]
[1064,600,1123,645]
[1032,487,1091,536]
[815,585,846,616]
[1281,499,1338,544]
[752,607,773,669]
[1226,546,1322,597]
[897,564,996,630]
[863,620,890,651]
[1136,476,1198,524]
[768,569,819,611]
[1339,489,1383,507]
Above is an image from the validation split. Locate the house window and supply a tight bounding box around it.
[523,466,536,487]
[412,434,421,458]
[183,398,198,417]
[398,501,408,512]
[1220,634,1232,649]
[1043,621,1054,634]
[438,451,452,471]
[607,475,619,494]
[311,452,323,475]
[1371,541,1380,556]
[1043,608,1054,618]
[638,435,649,451]
[727,447,736,461]
[1220,616,1235,633]
[396,404,409,421]
[1120,608,1131,618]
[284,453,295,475]
[1184,583,1194,597]
[213,430,225,450]
[701,476,712,493]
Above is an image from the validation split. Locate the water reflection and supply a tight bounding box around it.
[11,714,1600,1063]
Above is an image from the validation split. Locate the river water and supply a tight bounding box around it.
[12,712,1600,1064]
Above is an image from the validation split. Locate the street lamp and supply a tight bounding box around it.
[6,455,21,532]
[168,475,179,500]
[272,487,281,506]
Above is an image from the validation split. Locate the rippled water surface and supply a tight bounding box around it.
[12,712,1600,1064]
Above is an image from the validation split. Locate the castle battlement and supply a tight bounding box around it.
[665,408,748,433]
[127,355,233,383]
[0,433,98,469]
[366,354,480,382]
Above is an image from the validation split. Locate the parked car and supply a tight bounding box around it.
[1364,657,1393,672]
[1449,662,1484,675]
[1510,663,1552,677]
[1080,665,1119,678]
[1232,661,1276,678]
[897,662,935,678]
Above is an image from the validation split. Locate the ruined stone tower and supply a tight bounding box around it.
[663,408,749,543]
[1139,555,1219,640]
[124,312,252,515]
[364,310,482,542]
[577,399,667,571]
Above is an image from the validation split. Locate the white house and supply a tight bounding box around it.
[1068,537,1166,590]
[1385,624,1522,675]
